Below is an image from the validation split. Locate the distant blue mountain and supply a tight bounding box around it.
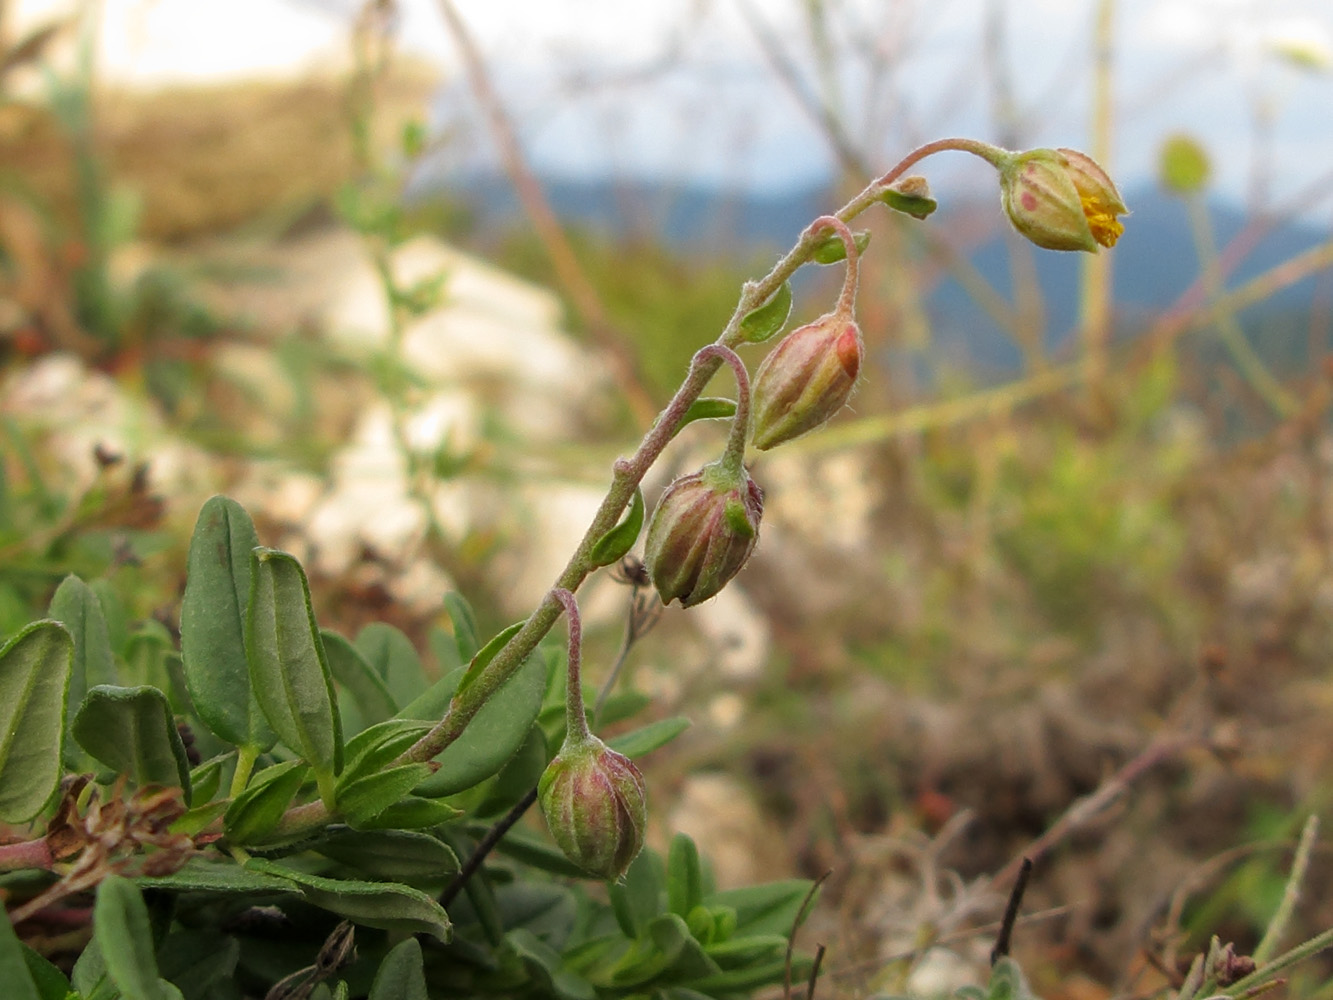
[441,172,1331,374]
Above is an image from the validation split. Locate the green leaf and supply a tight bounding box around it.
[412,640,548,798]
[508,929,596,1000]
[810,229,870,264]
[314,829,459,881]
[156,931,239,1000]
[246,548,343,787]
[472,725,546,818]
[73,685,191,800]
[322,629,398,734]
[352,795,461,831]
[180,496,274,750]
[0,908,41,1000]
[187,753,231,804]
[986,957,1035,1000]
[335,762,437,825]
[704,934,786,969]
[136,856,296,894]
[452,621,524,698]
[491,825,589,879]
[608,849,665,941]
[606,913,720,988]
[588,487,644,568]
[708,880,815,936]
[245,858,452,941]
[49,574,115,767]
[338,718,432,787]
[879,178,937,219]
[427,625,462,674]
[608,716,691,758]
[667,834,704,919]
[223,759,309,844]
[369,938,427,1000]
[94,874,174,1000]
[676,397,738,432]
[739,281,793,343]
[0,621,72,822]
[21,945,70,1000]
[442,592,479,663]
[355,622,427,708]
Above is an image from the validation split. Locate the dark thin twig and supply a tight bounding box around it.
[440,787,540,909]
[785,870,832,1000]
[805,943,827,1000]
[990,857,1033,965]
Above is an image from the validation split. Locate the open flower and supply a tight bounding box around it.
[999,148,1127,252]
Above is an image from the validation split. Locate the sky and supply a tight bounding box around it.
[12,0,1333,212]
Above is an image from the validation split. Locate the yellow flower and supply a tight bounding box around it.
[999,148,1127,252]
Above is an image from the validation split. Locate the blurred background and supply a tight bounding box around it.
[4,1,1333,996]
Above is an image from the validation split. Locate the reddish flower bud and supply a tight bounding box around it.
[644,461,763,607]
[538,735,647,880]
[999,148,1127,252]
[749,312,863,450]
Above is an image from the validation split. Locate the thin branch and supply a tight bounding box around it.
[439,787,539,909]
[991,857,1033,965]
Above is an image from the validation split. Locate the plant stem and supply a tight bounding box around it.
[696,345,751,479]
[549,588,590,744]
[230,743,260,798]
[0,836,54,872]
[267,137,1013,839]
[807,216,861,316]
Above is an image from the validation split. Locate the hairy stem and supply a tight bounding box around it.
[267,137,1009,839]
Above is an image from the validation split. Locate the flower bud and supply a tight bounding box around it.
[538,735,646,880]
[645,461,763,607]
[999,148,1126,252]
[750,311,863,450]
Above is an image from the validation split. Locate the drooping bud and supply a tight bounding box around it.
[749,311,863,450]
[998,148,1126,252]
[538,734,647,880]
[644,461,763,607]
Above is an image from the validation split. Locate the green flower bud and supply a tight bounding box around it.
[538,734,647,880]
[998,148,1126,252]
[749,311,863,450]
[645,461,763,607]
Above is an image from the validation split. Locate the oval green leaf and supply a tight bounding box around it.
[48,574,115,768]
[94,874,174,1000]
[411,643,549,798]
[315,829,459,882]
[0,905,42,1000]
[336,762,438,825]
[442,592,479,663]
[355,622,427,708]
[72,685,191,801]
[676,397,738,432]
[879,181,937,220]
[588,487,644,568]
[322,629,397,735]
[0,621,72,822]
[181,496,274,750]
[223,759,309,845]
[739,281,793,343]
[608,716,691,758]
[810,229,871,264]
[246,548,343,784]
[244,858,452,942]
[369,938,428,1000]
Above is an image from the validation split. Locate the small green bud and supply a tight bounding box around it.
[538,735,647,880]
[998,147,1126,252]
[749,311,863,450]
[644,462,763,607]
